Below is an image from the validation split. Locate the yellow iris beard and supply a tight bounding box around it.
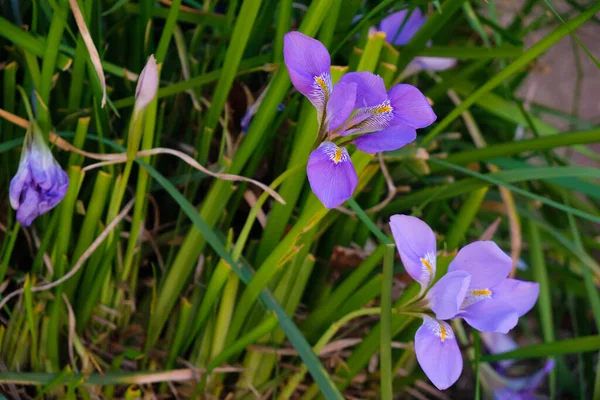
[333,148,343,163]
[471,289,492,296]
[420,257,433,275]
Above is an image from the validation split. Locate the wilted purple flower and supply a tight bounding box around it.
[377,9,457,77]
[481,332,555,399]
[284,32,435,209]
[135,54,159,112]
[10,125,69,227]
[389,214,539,390]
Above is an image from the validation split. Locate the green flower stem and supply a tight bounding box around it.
[380,243,395,400]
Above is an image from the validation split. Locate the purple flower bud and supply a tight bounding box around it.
[135,55,159,112]
[9,127,69,227]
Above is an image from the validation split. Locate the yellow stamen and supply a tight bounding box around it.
[333,148,343,163]
[472,289,492,296]
[420,257,432,275]
[315,76,328,94]
[440,324,447,342]
[373,105,392,114]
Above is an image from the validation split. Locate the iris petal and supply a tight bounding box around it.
[492,278,539,317]
[306,142,357,209]
[388,84,436,129]
[284,32,332,122]
[353,124,416,153]
[427,271,471,320]
[379,9,427,46]
[390,214,437,288]
[460,298,519,333]
[326,82,357,132]
[448,241,512,289]
[415,315,463,390]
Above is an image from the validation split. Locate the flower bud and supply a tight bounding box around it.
[134,55,159,112]
[9,126,69,226]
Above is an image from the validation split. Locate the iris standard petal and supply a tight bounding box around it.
[415,315,463,390]
[284,32,332,121]
[492,279,539,317]
[426,270,471,320]
[448,241,512,289]
[326,82,357,132]
[389,214,437,288]
[379,9,427,46]
[337,72,388,109]
[306,142,357,209]
[388,84,437,129]
[460,298,519,333]
[353,124,416,153]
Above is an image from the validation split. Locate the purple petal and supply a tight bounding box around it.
[135,55,159,112]
[415,315,463,390]
[284,32,332,120]
[413,56,457,71]
[353,124,416,153]
[379,9,427,46]
[448,241,512,289]
[9,160,30,209]
[326,82,357,132]
[427,271,471,320]
[389,214,436,288]
[306,142,357,209]
[16,187,41,227]
[337,72,387,109]
[492,279,539,317]
[388,84,436,129]
[460,298,518,333]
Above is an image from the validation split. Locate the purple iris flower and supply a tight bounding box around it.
[10,125,69,227]
[389,214,540,390]
[283,32,436,209]
[377,9,457,77]
[481,332,555,399]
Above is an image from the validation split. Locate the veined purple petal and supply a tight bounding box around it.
[415,315,462,390]
[427,271,471,320]
[379,9,427,46]
[459,298,518,333]
[307,142,357,209]
[353,124,416,153]
[492,279,539,317]
[389,214,437,288]
[284,32,332,121]
[326,82,357,132]
[135,55,159,112]
[388,84,436,129]
[449,241,512,289]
